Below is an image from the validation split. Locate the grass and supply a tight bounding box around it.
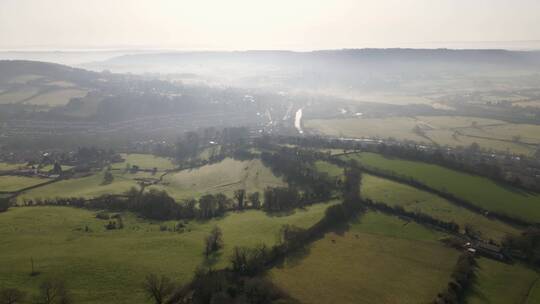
[361,174,521,241]
[305,117,427,142]
[0,162,28,171]
[467,258,539,304]
[152,158,285,200]
[343,152,540,223]
[23,88,88,106]
[0,176,49,192]
[0,201,336,303]
[112,153,176,171]
[17,171,140,201]
[305,115,536,155]
[0,87,40,104]
[270,211,458,304]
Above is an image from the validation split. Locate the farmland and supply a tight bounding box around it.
[305,116,538,155]
[112,153,176,171]
[361,174,521,241]
[0,162,27,171]
[17,171,141,201]
[0,175,49,192]
[467,258,540,304]
[151,158,285,200]
[0,201,335,303]
[270,212,459,304]
[342,152,540,223]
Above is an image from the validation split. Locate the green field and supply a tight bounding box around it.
[270,211,458,304]
[0,175,49,192]
[305,116,537,155]
[362,174,521,241]
[152,158,285,200]
[17,171,141,201]
[23,88,88,106]
[0,202,335,303]
[0,162,28,171]
[342,152,540,223]
[305,117,427,142]
[112,153,176,171]
[467,258,540,304]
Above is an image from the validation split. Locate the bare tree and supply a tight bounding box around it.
[0,288,26,304]
[143,274,175,304]
[34,279,71,304]
[234,189,246,209]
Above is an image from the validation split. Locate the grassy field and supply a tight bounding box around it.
[0,176,49,192]
[467,258,539,304]
[305,117,427,142]
[343,152,540,223]
[0,162,28,171]
[270,211,458,304]
[112,153,176,171]
[305,115,537,155]
[152,158,285,200]
[0,202,335,303]
[23,88,88,106]
[361,174,521,241]
[17,171,141,201]
[0,87,40,104]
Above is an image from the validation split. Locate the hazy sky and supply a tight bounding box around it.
[1,0,540,50]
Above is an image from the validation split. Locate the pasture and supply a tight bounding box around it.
[23,88,88,106]
[467,258,539,304]
[0,201,335,304]
[270,212,458,304]
[112,153,176,171]
[17,171,140,201]
[0,162,27,171]
[152,158,285,200]
[361,174,521,241]
[0,175,49,192]
[305,115,537,155]
[343,152,540,223]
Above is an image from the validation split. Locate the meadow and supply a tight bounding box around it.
[361,174,521,241]
[305,115,537,155]
[0,162,27,171]
[270,211,459,304]
[23,88,88,106]
[152,158,285,200]
[17,171,141,201]
[0,201,336,304]
[112,153,177,171]
[342,152,540,223]
[0,175,49,192]
[466,258,540,304]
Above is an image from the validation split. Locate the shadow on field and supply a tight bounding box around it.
[273,218,356,269]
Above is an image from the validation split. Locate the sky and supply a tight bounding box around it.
[1,0,540,50]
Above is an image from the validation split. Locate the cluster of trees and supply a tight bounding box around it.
[363,199,460,233]
[262,187,300,212]
[18,186,261,222]
[204,226,224,257]
[164,267,293,304]
[434,253,477,304]
[175,127,250,162]
[503,227,540,265]
[0,197,10,213]
[0,278,71,304]
[260,148,337,202]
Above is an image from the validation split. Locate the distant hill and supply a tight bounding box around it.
[0,60,100,86]
[83,49,540,90]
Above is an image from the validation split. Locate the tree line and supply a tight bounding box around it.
[433,253,477,304]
